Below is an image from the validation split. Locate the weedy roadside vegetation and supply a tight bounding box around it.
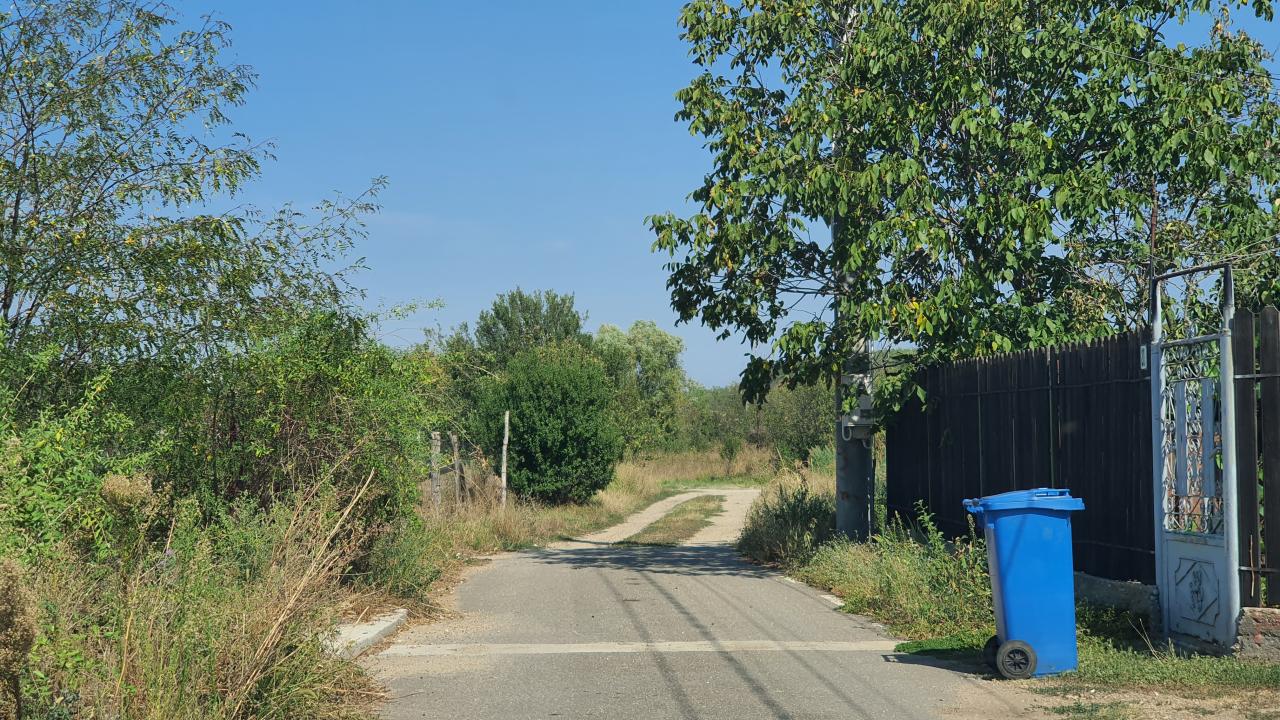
[19,476,380,720]
[736,464,1280,705]
[736,467,837,566]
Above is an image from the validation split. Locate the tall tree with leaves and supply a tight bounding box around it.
[651,0,1280,402]
[0,0,375,367]
[473,288,590,363]
[595,320,687,452]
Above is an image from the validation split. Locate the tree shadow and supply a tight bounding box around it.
[523,541,775,578]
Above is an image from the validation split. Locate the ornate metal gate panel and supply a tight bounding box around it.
[1150,264,1240,646]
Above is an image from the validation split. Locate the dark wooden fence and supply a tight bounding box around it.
[1233,306,1280,607]
[886,331,1154,583]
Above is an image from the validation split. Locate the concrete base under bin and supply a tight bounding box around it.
[1236,607,1280,662]
[1073,572,1161,635]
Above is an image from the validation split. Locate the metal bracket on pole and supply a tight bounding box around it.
[839,372,876,440]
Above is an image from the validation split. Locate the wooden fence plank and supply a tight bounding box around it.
[1260,307,1280,605]
[1234,309,1262,606]
[886,329,1155,583]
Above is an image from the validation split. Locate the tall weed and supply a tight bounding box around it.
[798,508,992,638]
[737,469,836,566]
[21,484,377,720]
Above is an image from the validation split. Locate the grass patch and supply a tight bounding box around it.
[794,513,991,640]
[621,495,726,546]
[894,630,991,660]
[1063,605,1280,692]
[619,446,774,493]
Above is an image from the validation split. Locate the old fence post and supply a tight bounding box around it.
[430,431,442,510]
[450,432,462,506]
[500,410,510,509]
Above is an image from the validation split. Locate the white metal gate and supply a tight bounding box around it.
[1149,264,1240,646]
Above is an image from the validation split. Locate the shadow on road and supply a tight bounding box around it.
[883,650,994,677]
[525,541,774,578]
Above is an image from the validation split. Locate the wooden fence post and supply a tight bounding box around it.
[450,432,462,506]
[430,431,442,510]
[500,410,509,509]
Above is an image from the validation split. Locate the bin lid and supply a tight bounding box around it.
[963,487,1084,513]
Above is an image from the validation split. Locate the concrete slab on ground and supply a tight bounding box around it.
[330,608,408,660]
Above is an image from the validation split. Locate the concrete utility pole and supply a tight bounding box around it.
[833,306,876,539]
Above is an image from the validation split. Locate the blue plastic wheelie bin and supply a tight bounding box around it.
[963,488,1085,679]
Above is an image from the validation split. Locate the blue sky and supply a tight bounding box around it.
[206,1,1278,386]
[208,1,747,384]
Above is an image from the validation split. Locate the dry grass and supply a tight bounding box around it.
[24,486,381,720]
[621,495,726,546]
[615,446,774,489]
[0,559,34,720]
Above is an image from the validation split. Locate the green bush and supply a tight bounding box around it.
[1,310,452,560]
[132,311,451,522]
[736,473,836,566]
[807,445,835,474]
[674,381,832,461]
[0,374,156,561]
[474,344,623,504]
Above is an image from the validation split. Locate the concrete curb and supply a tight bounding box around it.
[328,608,408,660]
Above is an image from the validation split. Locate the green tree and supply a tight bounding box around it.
[0,0,374,368]
[594,321,687,453]
[651,0,1280,402]
[473,289,590,364]
[761,382,831,463]
[677,383,763,450]
[473,344,623,505]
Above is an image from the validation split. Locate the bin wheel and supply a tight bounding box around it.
[982,635,1000,670]
[995,640,1037,680]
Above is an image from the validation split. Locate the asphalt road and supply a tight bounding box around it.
[368,489,1041,720]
